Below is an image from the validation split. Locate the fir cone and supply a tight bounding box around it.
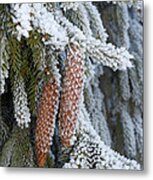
[59,43,84,147]
[35,71,59,167]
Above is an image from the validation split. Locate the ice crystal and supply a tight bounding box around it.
[0,36,9,94]
[13,75,31,128]
[63,105,140,170]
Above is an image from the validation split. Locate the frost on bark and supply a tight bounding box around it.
[0,1,143,170]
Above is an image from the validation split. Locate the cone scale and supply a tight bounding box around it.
[59,44,84,147]
[35,73,59,167]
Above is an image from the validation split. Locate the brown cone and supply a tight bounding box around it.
[35,77,59,167]
[59,44,84,147]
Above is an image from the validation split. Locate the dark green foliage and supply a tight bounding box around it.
[8,37,22,75]
[26,32,44,114]
[0,126,35,167]
[0,120,10,153]
[7,31,45,115]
